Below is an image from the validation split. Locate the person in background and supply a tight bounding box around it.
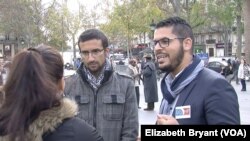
[0,45,103,141]
[141,53,158,111]
[128,58,141,108]
[154,17,240,125]
[140,57,145,72]
[229,57,240,84]
[220,58,232,78]
[74,58,81,69]
[64,29,138,141]
[224,59,233,82]
[135,57,142,85]
[0,59,4,86]
[1,61,11,85]
[238,58,248,92]
[109,55,115,69]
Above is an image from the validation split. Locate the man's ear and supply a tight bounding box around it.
[183,38,192,51]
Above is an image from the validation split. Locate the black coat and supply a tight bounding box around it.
[165,68,240,124]
[0,98,103,141]
[44,117,103,141]
[141,61,158,103]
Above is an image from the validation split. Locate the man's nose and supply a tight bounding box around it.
[154,43,161,51]
[87,53,95,61]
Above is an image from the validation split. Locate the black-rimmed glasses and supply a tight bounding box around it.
[153,37,185,48]
[80,49,104,58]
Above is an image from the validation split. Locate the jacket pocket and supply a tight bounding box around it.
[75,95,90,121]
[102,94,125,120]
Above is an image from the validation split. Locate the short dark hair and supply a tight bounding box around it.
[156,16,194,48]
[78,29,109,49]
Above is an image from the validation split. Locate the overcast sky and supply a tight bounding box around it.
[43,0,112,12]
[67,0,99,12]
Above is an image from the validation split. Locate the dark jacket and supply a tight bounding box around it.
[44,118,103,141]
[0,98,103,141]
[165,68,240,124]
[141,60,158,103]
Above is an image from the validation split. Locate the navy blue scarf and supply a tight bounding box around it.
[161,56,202,104]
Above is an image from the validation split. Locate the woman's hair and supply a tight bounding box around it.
[0,44,64,141]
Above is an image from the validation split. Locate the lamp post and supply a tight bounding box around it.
[20,38,25,50]
[149,19,156,60]
[21,40,25,46]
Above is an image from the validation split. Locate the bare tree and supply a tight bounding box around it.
[235,0,242,59]
[243,0,250,63]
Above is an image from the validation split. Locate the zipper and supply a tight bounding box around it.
[93,89,97,127]
[92,79,110,128]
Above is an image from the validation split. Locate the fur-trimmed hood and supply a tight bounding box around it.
[0,98,78,141]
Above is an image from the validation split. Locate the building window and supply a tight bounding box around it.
[209,35,212,40]
[195,36,199,44]
[201,35,205,43]
[218,35,222,43]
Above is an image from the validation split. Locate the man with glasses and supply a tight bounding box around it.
[154,17,240,125]
[64,29,138,141]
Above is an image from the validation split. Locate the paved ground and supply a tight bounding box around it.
[138,79,250,129]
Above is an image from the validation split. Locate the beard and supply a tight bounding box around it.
[160,45,184,73]
[85,61,102,75]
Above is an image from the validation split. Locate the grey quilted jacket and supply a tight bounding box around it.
[64,67,138,141]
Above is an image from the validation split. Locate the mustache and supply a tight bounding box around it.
[87,61,98,65]
[155,52,169,59]
[155,50,168,55]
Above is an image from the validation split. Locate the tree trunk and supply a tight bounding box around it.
[236,15,242,59]
[243,0,250,63]
[236,0,242,59]
[72,36,76,59]
[170,0,181,16]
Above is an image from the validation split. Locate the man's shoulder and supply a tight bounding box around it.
[199,68,226,82]
[115,71,133,80]
[65,73,79,83]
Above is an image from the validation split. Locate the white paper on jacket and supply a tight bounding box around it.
[175,105,191,119]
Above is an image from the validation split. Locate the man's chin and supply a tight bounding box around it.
[159,65,172,73]
[86,65,98,71]
[89,68,99,72]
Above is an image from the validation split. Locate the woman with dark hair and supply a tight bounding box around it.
[238,58,248,91]
[0,45,103,141]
